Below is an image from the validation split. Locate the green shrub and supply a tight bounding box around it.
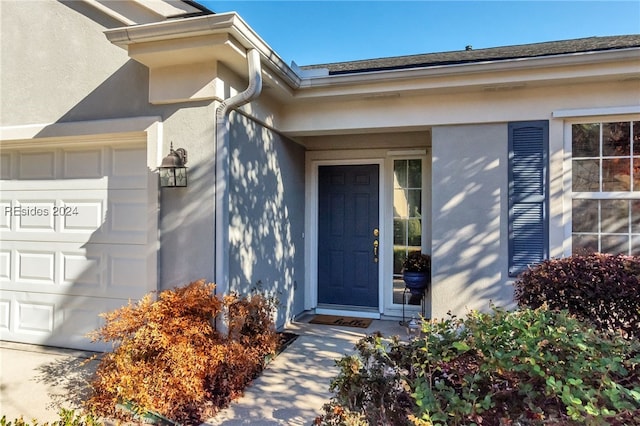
[86,280,279,424]
[315,333,414,425]
[412,307,640,425]
[514,253,640,339]
[0,409,101,426]
[316,307,640,426]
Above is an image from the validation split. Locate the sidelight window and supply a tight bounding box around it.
[392,159,423,304]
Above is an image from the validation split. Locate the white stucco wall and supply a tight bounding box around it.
[431,124,511,319]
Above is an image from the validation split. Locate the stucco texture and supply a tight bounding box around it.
[228,113,306,328]
[431,124,512,319]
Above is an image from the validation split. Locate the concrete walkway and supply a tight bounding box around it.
[1,317,408,425]
[0,342,100,422]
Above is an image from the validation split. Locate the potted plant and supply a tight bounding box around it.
[402,251,431,295]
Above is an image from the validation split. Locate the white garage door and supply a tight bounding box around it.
[0,137,158,351]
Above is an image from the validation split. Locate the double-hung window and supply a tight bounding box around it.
[571,121,640,255]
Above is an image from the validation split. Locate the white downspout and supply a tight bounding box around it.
[214,48,262,298]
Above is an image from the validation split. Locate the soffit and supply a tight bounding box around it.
[83,0,211,25]
[105,13,299,102]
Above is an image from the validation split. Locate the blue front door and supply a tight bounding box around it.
[318,164,379,308]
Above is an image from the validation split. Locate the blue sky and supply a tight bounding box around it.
[200,1,640,66]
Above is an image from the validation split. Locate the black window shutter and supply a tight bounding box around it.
[508,121,549,277]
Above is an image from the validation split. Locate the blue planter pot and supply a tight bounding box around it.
[403,271,430,295]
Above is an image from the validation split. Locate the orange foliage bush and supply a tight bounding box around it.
[86,280,279,423]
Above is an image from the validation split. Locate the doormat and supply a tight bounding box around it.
[309,315,372,328]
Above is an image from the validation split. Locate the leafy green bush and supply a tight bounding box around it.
[315,333,414,425]
[514,253,640,339]
[0,409,101,426]
[86,280,279,424]
[316,307,640,426]
[413,308,640,425]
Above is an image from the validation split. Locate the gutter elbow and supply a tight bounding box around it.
[217,48,262,119]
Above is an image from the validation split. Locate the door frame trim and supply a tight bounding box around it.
[305,153,388,316]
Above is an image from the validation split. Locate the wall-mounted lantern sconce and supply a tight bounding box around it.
[159,143,188,187]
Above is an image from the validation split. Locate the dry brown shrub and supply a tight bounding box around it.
[86,279,279,423]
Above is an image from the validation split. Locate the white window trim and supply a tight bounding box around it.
[303,148,430,319]
[304,151,387,317]
[553,105,640,119]
[384,154,430,318]
[563,115,640,257]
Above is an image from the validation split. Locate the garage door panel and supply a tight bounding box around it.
[0,299,9,331]
[0,291,121,351]
[0,201,10,230]
[107,250,152,299]
[61,252,101,288]
[61,200,105,232]
[1,177,148,191]
[17,300,55,334]
[3,241,153,299]
[1,190,107,237]
[2,243,97,292]
[0,250,10,281]
[112,146,147,177]
[0,153,11,179]
[1,189,148,244]
[15,201,57,232]
[1,146,148,190]
[18,151,56,180]
[17,250,56,284]
[62,149,104,179]
[108,191,148,240]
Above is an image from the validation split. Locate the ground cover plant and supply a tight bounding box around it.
[316,306,640,426]
[514,253,640,339]
[85,280,280,424]
[0,409,101,426]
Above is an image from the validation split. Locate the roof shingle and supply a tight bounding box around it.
[300,35,640,75]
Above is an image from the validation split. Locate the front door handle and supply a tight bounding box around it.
[373,240,379,263]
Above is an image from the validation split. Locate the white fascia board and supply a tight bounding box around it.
[83,0,205,25]
[105,13,237,46]
[104,13,301,89]
[133,0,205,18]
[82,0,136,25]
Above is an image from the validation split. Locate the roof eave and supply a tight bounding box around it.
[301,47,640,84]
[293,47,640,99]
[104,15,639,103]
[105,13,301,92]
[81,0,212,25]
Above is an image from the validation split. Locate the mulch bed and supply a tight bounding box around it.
[274,331,299,357]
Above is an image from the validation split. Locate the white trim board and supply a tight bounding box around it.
[304,155,387,315]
